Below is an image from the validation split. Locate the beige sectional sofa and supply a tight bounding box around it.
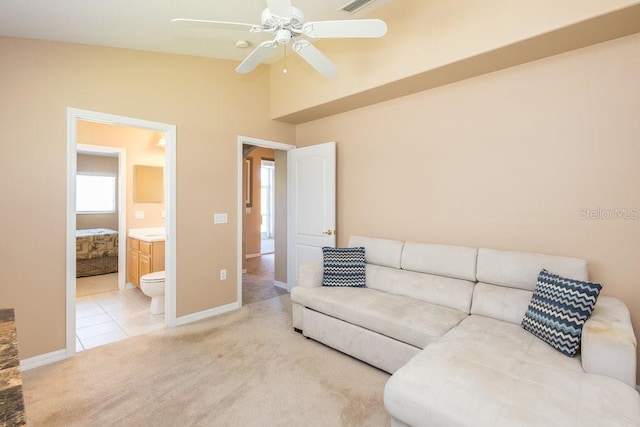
[290,236,640,426]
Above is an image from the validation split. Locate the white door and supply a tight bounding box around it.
[287,142,336,288]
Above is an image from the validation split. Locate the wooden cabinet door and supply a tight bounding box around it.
[139,253,152,280]
[128,249,139,287]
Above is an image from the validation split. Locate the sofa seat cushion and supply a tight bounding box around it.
[384,315,640,427]
[290,286,468,349]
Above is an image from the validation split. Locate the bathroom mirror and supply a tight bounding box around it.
[134,165,163,203]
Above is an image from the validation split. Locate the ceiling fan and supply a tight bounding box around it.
[171,0,387,77]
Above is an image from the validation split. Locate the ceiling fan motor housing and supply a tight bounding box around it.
[261,6,305,31]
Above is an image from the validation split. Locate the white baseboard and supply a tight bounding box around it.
[274,280,290,291]
[175,302,240,326]
[20,349,67,371]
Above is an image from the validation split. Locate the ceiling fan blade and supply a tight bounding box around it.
[267,0,292,19]
[236,40,277,74]
[294,41,338,78]
[303,19,387,39]
[171,18,261,33]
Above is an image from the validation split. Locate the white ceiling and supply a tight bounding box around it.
[0,0,391,64]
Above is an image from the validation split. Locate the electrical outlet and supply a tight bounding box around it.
[220,269,227,280]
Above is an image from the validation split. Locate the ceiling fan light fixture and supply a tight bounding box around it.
[275,29,292,45]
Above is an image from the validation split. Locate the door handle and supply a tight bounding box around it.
[322,229,334,236]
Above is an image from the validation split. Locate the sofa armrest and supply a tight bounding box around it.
[581,296,637,387]
[298,263,323,288]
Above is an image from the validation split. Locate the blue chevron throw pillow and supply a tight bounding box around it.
[522,269,602,357]
[322,247,366,287]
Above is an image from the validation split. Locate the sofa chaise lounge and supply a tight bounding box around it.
[290,236,640,426]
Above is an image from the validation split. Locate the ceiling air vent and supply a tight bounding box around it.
[340,0,376,13]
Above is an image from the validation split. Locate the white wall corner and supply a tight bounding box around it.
[20,349,67,371]
[175,302,241,327]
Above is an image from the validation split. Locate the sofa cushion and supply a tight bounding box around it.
[290,286,467,349]
[401,241,478,282]
[522,269,602,357]
[476,248,588,291]
[471,282,533,324]
[366,264,475,313]
[349,235,404,269]
[321,246,366,287]
[384,315,640,427]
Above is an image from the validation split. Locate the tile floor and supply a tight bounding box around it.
[76,287,164,351]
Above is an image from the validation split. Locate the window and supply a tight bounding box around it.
[76,174,116,213]
[260,160,275,239]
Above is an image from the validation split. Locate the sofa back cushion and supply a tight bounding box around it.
[366,264,475,313]
[471,283,534,324]
[476,248,588,291]
[349,235,404,269]
[472,248,589,324]
[401,242,478,282]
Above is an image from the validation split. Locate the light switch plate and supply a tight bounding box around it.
[214,213,228,224]
[135,210,144,219]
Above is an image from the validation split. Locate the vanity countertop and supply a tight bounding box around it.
[0,308,26,426]
[128,227,166,242]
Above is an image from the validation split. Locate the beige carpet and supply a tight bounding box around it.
[76,273,119,297]
[22,295,391,426]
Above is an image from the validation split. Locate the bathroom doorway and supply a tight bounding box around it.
[74,126,165,352]
[66,108,177,358]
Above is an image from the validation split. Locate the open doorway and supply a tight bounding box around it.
[237,137,295,307]
[66,108,177,358]
[242,146,281,305]
[74,124,166,352]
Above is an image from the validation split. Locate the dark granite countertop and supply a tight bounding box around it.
[0,309,25,426]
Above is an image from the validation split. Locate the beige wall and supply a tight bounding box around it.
[296,33,640,383]
[76,153,119,231]
[77,121,166,230]
[0,37,294,359]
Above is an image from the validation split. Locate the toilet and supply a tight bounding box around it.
[140,271,165,315]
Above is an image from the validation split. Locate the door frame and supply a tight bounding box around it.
[236,136,295,306]
[66,108,178,358]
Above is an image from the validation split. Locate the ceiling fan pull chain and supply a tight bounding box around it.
[283,44,288,74]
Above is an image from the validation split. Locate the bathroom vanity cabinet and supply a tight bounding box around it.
[127,237,165,287]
